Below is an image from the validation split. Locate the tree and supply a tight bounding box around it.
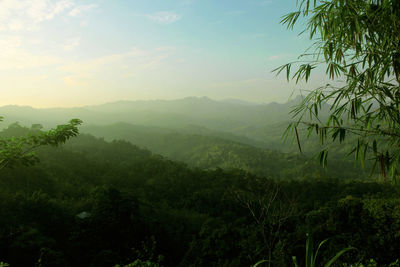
[275,0,400,181]
[232,178,297,266]
[0,116,82,170]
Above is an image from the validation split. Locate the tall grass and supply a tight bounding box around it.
[253,233,354,267]
[292,234,355,267]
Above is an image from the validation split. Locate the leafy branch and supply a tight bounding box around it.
[276,0,400,181]
[0,118,82,170]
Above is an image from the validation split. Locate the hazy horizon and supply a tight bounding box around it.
[0,0,328,108]
[0,94,306,109]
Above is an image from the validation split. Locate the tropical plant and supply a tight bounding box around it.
[292,233,354,267]
[275,0,400,181]
[252,233,354,267]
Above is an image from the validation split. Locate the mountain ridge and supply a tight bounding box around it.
[0,95,316,146]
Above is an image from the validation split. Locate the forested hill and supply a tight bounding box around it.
[0,127,398,266]
[81,122,368,180]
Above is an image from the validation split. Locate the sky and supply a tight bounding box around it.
[0,0,325,107]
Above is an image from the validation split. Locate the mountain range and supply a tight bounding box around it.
[0,96,308,145]
[0,96,368,179]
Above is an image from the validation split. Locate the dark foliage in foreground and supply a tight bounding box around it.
[0,125,399,266]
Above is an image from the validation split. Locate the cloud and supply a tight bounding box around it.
[59,47,173,86]
[0,33,173,78]
[269,55,280,60]
[68,4,97,17]
[146,11,181,24]
[0,36,61,69]
[63,37,80,51]
[45,0,74,20]
[0,36,21,53]
[8,19,24,31]
[0,0,95,32]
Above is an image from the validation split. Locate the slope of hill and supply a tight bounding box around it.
[0,129,395,267]
[81,122,369,180]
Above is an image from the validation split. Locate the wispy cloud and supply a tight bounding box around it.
[63,37,80,51]
[0,36,61,69]
[59,47,173,86]
[45,0,74,20]
[68,4,97,17]
[0,0,96,32]
[146,11,181,24]
[61,48,148,72]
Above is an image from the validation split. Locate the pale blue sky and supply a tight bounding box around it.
[0,0,322,107]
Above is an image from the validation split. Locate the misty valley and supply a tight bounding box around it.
[0,97,398,266]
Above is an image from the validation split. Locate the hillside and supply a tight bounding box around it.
[81,122,368,180]
[0,127,396,266]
